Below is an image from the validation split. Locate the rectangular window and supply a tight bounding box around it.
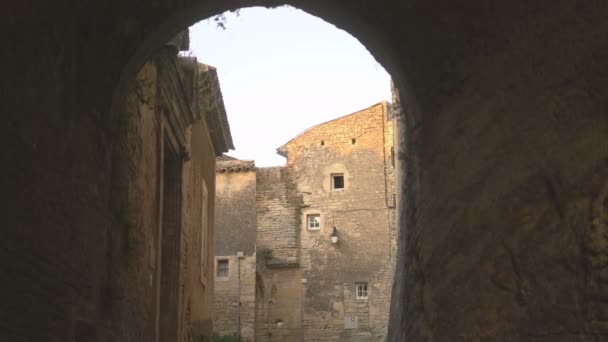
[307,214,321,230]
[217,259,229,279]
[331,174,345,190]
[356,282,368,300]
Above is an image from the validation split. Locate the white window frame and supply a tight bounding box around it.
[216,258,229,280]
[355,282,368,300]
[306,213,321,230]
[331,173,345,191]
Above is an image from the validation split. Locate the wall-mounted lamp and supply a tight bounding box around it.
[330,226,339,244]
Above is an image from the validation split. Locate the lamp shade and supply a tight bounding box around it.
[330,226,338,244]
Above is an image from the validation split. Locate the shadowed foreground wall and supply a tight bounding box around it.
[389,3,608,340]
[0,45,229,341]
[1,1,608,341]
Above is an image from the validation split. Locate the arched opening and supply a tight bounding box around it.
[4,1,608,341]
[109,1,415,163]
[111,5,405,342]
[171,7,399,342]
[96,2,603,340]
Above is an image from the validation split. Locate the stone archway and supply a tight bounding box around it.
[115,8,418,341]
[2,1,608,341]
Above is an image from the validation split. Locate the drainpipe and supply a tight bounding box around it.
[301,278,306,342]
[237,252,244,341]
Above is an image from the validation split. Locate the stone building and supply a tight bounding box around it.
[6,2,608,341]
[104,34,234,341]
[1,30,232,341]
[213,102,396,341]
[214,157,258,341]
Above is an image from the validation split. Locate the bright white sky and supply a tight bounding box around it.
[188,6,391,166]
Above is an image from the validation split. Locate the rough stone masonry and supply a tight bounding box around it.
[3,1,608,341]
[214,102,396,342]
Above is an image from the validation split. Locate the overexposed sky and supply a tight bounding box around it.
[189,6,391,166]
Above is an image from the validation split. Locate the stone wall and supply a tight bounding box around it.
[388,3,608,340]
[0,45,227,341]
[213,255,257,341]
[213,161,257,340]
[182,99,220,341]
[256,267,305,341]
[214,161,257,256]
[256,167,303,266]
[4,1,608,341]
[256,102,396,342]
[109,53,221,342]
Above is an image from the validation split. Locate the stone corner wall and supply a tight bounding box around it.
[214,169,257,256]
[256,166,303,266]
[256,103,396,342]
[213,255,257,341]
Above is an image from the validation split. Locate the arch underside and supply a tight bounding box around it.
[1,0,608,341]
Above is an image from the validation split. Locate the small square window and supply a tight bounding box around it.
[331,174,344,190]
[307,214,321,230]
[356,282,368,300]
[217,259,229,279]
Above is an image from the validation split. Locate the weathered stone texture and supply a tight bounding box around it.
[213,162,258,340]
[215,162,257,256]
[0,45,229,341]
[106,55,222,342]
[213,255,257,341]
[256,268,305,341]
[256,166,303,266]
[182,101,221,341]
[4,1,608,341]
[256,102,396,342]
[388,2,608,340]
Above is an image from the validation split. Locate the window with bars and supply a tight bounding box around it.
[356,282,368,300]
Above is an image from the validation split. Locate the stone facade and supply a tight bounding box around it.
[260,101,396,342]
[213,158,258,341]
[103,39,233,342]
[213,255,257,340]
[214,102,396,342]
[0,32,232,341]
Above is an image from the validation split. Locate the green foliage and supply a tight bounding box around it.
[134,78,154,107]
[210,5,296,29]
[151,46,177,73]
[212,334,239,342]
[257,248,273,262]
[197,71,216,116]
[211,9,240,30]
